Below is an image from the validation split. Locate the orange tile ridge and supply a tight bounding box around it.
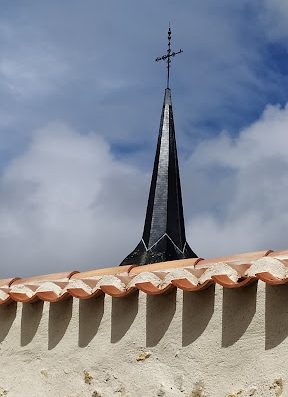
[3,248,288,303]
[7,271,78,303]
[10,271,78,286]
[196,250,272,267]
[268,249,288,259]
[129,257,202,275]
[71,264,134,279]
[0,278,19,287]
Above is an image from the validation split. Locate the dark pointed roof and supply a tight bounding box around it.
[120,88,197,266]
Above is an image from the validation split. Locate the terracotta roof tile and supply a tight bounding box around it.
[268,249,288,260]
[129,258,201,275]
[9,271,78,303]
[67,278,103,299]
[68,265,135,298]
[130,271,175,295]
[0,278,19,305]
[247,256,288,285]
[2,249,288,303]
[71,265,134,279]
[195,250,272,267]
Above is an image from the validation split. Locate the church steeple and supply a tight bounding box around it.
[120,27,197,266]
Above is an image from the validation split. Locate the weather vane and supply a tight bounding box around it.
[155,24,183,88]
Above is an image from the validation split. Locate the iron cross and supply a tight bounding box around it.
[155,26,183,88]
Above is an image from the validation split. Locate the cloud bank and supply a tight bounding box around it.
[1,1,288,276]
[186,102,288,257]
[0,102,288,276]
[0,124,146,276]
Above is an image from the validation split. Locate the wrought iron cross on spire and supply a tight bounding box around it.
[155,25,183,88]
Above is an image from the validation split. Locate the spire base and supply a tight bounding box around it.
[120,235,197,266]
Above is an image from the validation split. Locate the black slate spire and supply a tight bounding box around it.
[120,87,197,266]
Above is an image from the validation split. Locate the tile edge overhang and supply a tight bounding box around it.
[2,249,288,303]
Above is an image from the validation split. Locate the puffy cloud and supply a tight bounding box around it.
[0,0,286,158]
[1,102,288,277]
[1,1,288,277]
[0,123,147,277]
[185,103,288,257]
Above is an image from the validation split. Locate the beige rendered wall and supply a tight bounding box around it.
[0,281,287,397]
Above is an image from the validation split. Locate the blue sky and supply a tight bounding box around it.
[1,1,288,276]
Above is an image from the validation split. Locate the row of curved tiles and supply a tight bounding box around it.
[1,249,288,304]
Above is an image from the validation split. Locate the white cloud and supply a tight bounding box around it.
[186,103,288,257]
[0,123,146,277]
[259,0,288,41]
[0,0,283,148]
[1,1,288,276]
[1,103,288,277]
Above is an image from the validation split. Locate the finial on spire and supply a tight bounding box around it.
[155,24,183,88]
[120,46,197,267]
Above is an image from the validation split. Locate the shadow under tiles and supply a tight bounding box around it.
[111,291,139,343]
[146,289,176,347]
[222,281,257,347]
[0,302,17,343]
[182,284,215,347]
[21,301,44,346]
[78,294,104,347]
[265,284,288,350]
[48,298,72,350]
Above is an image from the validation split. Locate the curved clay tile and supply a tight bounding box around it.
[68,288,102,300]
[36,281,70,302]
[171,278,211,291]
[100,285,136,298]
[67,278,102,299]
[163,268,209,291]
[36,291,70,302]
[9,271,78,303]
[12,271,78,285]
[130,271,175,295]
[255,272,288,285]
[199,263,240,284]
[9,284,39,303]
[4,249,288,302]
[97,274,135,297]
[71,265,134,279]
[247,257,288,279]
[69,267,136,299]
[211,275,253,288]
[163,268,199,285]
[68,265,135,298]
[196,250,272,268]
[129,271,162,287]
[268,250,288,263]
[0,278,19,304]
[135,281,175,295]
[129,258,201,276]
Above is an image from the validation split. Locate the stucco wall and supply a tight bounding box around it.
[0,281,287,396]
